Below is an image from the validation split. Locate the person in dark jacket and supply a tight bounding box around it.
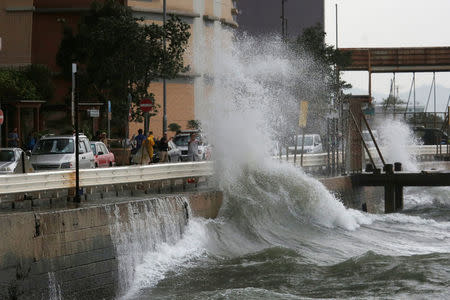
[159,133,169,163]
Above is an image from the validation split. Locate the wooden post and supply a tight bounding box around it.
[384,183,395,213]
[395,185,403,211]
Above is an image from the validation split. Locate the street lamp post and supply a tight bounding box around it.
[162,0,167,135]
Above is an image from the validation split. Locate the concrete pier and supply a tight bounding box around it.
[352,171,450,213]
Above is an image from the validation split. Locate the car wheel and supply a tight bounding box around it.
[95,163,98,168]
[109,162,112,167]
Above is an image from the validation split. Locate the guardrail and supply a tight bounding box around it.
[0,162,214,195]
[0,145,447,195]
[277,145,448,167]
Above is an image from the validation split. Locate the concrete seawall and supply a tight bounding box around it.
[0,191,222,299]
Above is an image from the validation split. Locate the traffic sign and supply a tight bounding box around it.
[88,109,99,118]
[0,109,3,125]
[140,98,153,113]
[298,101,308,128]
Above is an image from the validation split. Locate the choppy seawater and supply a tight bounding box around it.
[116,164,450,300]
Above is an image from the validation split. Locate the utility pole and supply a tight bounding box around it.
[281,0,287,39]
[71,64,76,127]
[413,72,416,126]
[162,0,167,135]
[335,3,344,173]
[126,93,131,142]
[73,63,81,203]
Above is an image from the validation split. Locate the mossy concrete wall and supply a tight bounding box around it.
[0,191,222,299]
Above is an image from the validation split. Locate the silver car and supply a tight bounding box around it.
[288,134,323,154]
[30,134,95,171]
[0,148,34,174]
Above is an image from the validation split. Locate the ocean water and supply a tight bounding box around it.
[113,24,449,299]
[125,167,450,299]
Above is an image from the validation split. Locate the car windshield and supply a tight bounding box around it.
[90,144,96,155]
[173,135,190,147]
[32,139,74,154]
[0,150,15,162]
[298,136,313,146]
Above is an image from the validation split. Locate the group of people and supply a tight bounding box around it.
[7,128,37,151]
[131,129,169,164]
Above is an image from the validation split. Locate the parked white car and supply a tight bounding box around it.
[30,134,95,171]
[0,148,34,174]
[288,134,323,154]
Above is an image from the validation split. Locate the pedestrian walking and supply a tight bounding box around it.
[8,128,19,147]
[159,133,169,163]
[99,132,108,147]
[131,132,151,165]
[187,133,199,161]
[26,132,36,151]
[134,129,146,151]
[147,131,155,163]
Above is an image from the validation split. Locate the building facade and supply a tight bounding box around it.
[0,0,237,146]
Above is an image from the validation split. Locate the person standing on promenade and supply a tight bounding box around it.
[147,131,155,163]
[159,133,169,163]
[134,129,146,151]
[187,133,199,161]
[8,128,19,147]
[100,132,108,147]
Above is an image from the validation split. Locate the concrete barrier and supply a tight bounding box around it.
[0,191,222,299]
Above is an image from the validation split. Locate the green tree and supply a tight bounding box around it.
[0,65,54,101]
[187,119,201,130]
[291,23,351,131]
[56,0,190,136]
[168,122,181,133]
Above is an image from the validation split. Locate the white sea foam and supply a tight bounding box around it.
[105,197,190,298]
[200,31,370,231]
[123,219,209,299]
[377,118,420,171]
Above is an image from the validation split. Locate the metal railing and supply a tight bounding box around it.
[278,145,447,167]
[0,162,214,195]
[0,145,445,195]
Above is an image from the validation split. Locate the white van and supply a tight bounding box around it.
[30,134,95,171]
[288,134,323,154]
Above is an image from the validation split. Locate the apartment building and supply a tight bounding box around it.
[0,0,237,145]
[237,0,324,38]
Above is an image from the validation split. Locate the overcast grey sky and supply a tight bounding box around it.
[324,0,450,110]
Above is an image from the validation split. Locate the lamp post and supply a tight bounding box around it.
[72,63,81,202]
[162,0,167,135]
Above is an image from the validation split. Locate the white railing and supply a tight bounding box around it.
[277,145,447,166]
[0,162,214,195]
[0,145,446,195]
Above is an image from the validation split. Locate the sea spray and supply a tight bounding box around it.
[105,197,190,297]
[377,118,421,171]
[200,32,370,233]
[127,22,450,300]
[47,272,62,300]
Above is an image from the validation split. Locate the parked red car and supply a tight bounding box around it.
[90,142,115,167]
